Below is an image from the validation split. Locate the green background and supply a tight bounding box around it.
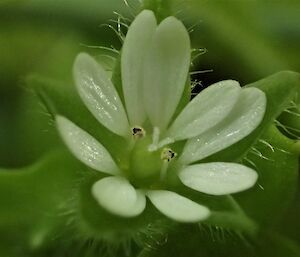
[0,0,300,256]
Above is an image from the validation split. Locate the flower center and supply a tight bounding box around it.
[127,127,177,188]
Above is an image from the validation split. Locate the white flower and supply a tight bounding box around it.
[55,10,266,223]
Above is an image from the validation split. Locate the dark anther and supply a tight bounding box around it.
[132,126,145,138]
[168,150,175,159]
[161,148,177,162]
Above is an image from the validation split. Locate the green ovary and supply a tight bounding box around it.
[127,135,163,188]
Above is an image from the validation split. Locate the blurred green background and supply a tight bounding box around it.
[1,0,299,168]
[0,0,300,255]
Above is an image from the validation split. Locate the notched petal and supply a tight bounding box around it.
[74,53,129,137]
[147,190,210,222]
[56,115,120,174]
[181,88,267,164]
[122,10,157,126]
[143,16,191,130]
[179,162,258,195]
[92,176,146,217]
[166,80,241,141]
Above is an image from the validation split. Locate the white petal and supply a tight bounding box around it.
[166,80,241,141]
[147,190,210,223]
[121,10,157,126]
[73,53,129,137]
[56,115,119,174]
[179,162,258,195]
[180,88,266,164]
[143,16,190,130]
[92,177,146,217]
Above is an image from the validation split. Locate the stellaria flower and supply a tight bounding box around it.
[56,10,266,223]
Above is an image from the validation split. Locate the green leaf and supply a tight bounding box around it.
[0,149,84,254]
[235,125,298,226]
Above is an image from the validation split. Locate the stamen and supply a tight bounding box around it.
[157,137,175,149]
[160,148,177,180]
[152,127,160,145]
[148,127,160,152]
[161,148,177,162]
[160,160,169,181]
